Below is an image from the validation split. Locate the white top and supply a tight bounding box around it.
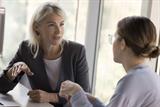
[44,57,62,90]
[71,64,160,107]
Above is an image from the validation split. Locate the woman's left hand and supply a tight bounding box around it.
[59,80,82,97]
[27,90,58,103]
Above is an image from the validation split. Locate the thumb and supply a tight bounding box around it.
[21,64,34,76]
[26,68,34,76]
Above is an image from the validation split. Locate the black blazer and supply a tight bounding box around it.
[0,40,90,107]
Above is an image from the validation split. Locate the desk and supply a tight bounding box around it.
[0,83,53,107]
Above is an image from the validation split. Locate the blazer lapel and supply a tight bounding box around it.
[56,40,70,91]
[32,49,53,92]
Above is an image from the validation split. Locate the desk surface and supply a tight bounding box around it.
[0,83,53,107]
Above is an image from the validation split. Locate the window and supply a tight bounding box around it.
[150,0,160,38]
[149,0,160,74]
[0,7,4,56]
[94,0,143,103]
[0,0,89,71]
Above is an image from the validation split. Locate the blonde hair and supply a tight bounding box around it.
[28,2,65,58]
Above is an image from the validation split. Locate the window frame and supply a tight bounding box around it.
[85,0,160,94]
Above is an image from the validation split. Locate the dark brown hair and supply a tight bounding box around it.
[117,16,160,58]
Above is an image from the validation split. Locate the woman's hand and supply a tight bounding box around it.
[27,90,58,103]
[6,62,33,81]
[59,80,82,97]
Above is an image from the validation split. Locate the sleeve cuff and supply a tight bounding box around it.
[57,93,67,104]
[71,89,92,107]
[0,74,17,94]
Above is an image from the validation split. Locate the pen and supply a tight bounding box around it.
[0,102,3,105]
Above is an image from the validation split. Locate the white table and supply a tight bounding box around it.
[0,83,53,107]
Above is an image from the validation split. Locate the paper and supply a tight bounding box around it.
[0,83,52,107]
[0,83,30,106]
[0,94,21,106]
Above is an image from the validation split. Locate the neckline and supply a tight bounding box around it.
[127,63,148,74]
[44,56,62,62]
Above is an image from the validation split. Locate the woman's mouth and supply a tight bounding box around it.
[53,36,61,40]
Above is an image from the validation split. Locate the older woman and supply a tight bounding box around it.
[59,16,160,107]
[0,2,90,107]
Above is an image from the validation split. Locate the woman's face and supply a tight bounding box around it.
[112,32,124,63]
[37,13,64,47]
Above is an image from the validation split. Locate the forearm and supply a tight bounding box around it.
[0,73,17,94]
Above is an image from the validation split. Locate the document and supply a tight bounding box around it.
[0,80,52,107]
[0,83,30,106]
[0,94,21,106]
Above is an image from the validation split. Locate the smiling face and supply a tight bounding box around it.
[35,13,64,47]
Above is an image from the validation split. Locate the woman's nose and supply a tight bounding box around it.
[55,26,61,34]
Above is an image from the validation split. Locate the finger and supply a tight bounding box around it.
[12,66,19,77]
[8,66,14,73]
[29,95,40,102]
[10,68,15,79]
[61,81,69,88]
[60,82,73,94]
[10,69,16,79]
[59,92,67,98]
[21,64,34,76]
[28,90,37,95]
[28,91,35,96]
[16,65,22,75]
[29,94,39,99]
[13,62,25,66]
[14,62,33,76]
[59,91,64,97]
[28,90,41,96]
[13,66,18,76]
[12,70,17,77]
[27,91,42,103]
[60,85,66,93]
[26,68,34,76]
[59,89,69,96]
[14,65,23,77]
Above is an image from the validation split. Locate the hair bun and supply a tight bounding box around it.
[148,46,160,58]
[141,45,160,58]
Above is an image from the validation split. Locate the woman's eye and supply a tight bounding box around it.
[48,23,55,27]
[60,23,64,26]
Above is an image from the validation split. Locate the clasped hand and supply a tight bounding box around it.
[59,80,97,103]
[59,80,82,98]
[6,62,33,81]
[27,90,58,103]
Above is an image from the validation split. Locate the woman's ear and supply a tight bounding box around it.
[120,39,126,50]
[33,22,40,35]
